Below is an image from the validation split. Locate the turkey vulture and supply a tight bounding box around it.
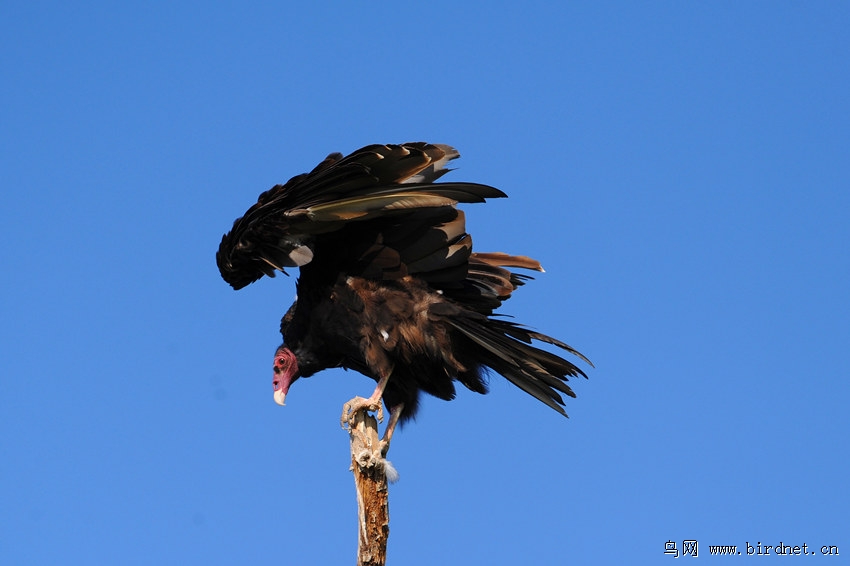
[217,142,590,443]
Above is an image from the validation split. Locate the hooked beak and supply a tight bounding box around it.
[272,347,298,407]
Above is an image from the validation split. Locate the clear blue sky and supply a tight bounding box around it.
[2,2,848,564]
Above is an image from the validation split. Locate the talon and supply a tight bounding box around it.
[340,395,383,428]
[340,402,351,429]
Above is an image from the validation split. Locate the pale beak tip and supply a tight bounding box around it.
[273,389,287,406]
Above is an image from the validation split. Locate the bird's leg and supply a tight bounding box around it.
[379,403,404,457]
[341,371,391,429]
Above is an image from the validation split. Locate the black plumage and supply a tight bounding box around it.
[217,142,590,429]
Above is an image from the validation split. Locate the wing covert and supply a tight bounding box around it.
[217,143,505,290]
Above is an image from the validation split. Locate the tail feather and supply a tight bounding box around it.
[500,323,595,368]
[447,313,589,417]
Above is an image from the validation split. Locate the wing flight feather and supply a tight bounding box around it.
[217,143,506,290]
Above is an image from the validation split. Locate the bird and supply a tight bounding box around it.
[217,142,591,447]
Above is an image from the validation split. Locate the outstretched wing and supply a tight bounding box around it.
[217,143,507,291]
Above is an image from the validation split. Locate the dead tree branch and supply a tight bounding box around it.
[347,407,390,566]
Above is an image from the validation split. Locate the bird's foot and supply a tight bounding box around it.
[379,404,404,457]
[379,438,391,458]
[340,395,384,429]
